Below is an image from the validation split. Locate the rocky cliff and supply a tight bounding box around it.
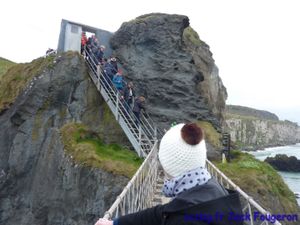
[110,13,227,132]
[225,105,300,150]
[0,14,229,224]
[0,52,131,225]
[265,154,300,172]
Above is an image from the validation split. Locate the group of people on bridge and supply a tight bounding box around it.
[81,32,146,124]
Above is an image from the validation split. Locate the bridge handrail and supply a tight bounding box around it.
[206,160,282,225]
[102,154,282,225]
[103,141,159,219]
[100,150,282,225]
[102,150,282,225]
[140,112,164,140]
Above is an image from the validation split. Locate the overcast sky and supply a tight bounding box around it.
[1,0,299,124]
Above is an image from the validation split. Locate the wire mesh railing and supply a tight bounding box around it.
[102,148,281,225]
[140,112,164,140]
[103,142,159,219]
[206,160,282,225]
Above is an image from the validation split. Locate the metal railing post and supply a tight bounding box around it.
[154,126,157,141]
[97,64,101,90]
[138,125,142,156]
[97,64,101,76]
[116,92,119,121]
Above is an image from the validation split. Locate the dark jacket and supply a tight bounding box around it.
[115,178,243,225]
[96,49,104,62]
[132,98,146,113]
[123,86,135,104]
[104,63,116,80]
[111,60,118,71]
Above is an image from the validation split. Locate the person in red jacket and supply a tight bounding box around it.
[81,32,88,54]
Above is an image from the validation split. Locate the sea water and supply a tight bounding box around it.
[251,143,300,206]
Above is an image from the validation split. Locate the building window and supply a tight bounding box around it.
[71,25,78,34]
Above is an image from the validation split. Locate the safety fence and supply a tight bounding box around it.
[103,142,159,219]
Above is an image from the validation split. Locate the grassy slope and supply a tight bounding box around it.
[0,55,56,111]
[215,150,298,214]
[60,123,143,178]
[0,57,15,77]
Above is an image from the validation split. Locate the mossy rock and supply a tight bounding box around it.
[0,55,56,111]
[183,26,204,47]
[197,120,222,149]
[60,123,143,178]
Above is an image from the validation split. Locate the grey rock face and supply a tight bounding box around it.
[110,13,227,132]
[265,154,300,172]
[0,53,129,225]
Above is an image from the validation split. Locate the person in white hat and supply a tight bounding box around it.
[95,123,243,225]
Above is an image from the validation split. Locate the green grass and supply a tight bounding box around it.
[197,121,222,148]
[215,150,298,214]
[0,55,56,111]
[0,57,15,77]
[60,123,143,178]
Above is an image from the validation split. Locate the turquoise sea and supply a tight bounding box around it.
[251,143,300,206]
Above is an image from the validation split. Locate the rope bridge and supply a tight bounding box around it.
[83,49,282,225]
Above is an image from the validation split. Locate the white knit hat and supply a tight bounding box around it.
[158,123,207,177]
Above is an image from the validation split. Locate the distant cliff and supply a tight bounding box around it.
[227,105,279,121]
[225,105,300,150]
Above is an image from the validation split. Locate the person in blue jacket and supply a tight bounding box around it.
[112,70,124,91]
[94,123,244,225]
